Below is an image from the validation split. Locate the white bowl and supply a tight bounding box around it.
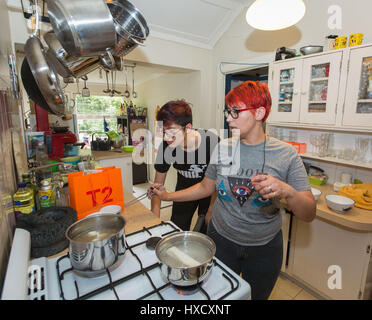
[325,195,354,214]
[311,187,322,201]
[99,205,122,215]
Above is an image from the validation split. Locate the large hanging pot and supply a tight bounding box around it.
[44,30,105,78]
[24,3,65,116]
[46,0,116,57]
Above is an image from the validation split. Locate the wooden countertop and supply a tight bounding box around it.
[92,150,133,161]
[283,184,372,232]
[121,188,161,234]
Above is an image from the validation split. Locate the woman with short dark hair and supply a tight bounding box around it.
[150,82,316,300]
[150,100,219,232]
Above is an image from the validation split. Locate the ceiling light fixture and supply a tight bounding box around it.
[246,0,306,31]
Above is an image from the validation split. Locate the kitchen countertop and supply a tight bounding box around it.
[92,150,133,161]
[121,188,161,234]
[284,184,372,232]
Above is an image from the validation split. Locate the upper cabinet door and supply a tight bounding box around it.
[268,59,302,123]
[299,52,342,125]
[343,45,372,127]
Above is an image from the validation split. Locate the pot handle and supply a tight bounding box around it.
[31,1,40,38]
[130,37,145,46]
[100,49,115,70]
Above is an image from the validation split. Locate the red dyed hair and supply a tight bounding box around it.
[225,81,272,122]
[156,100,192,126]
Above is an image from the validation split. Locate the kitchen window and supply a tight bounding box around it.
[75,95,122,146]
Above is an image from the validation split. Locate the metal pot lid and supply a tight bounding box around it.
[25,36,66,116]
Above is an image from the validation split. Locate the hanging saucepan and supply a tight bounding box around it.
[44,31,99,78]
[106,0,149,57]
[20,57,54,114]
[24,3,65,116]
[46,0,116,57]
[44,30,116,80]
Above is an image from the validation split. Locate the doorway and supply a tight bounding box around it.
[224,66,269,136]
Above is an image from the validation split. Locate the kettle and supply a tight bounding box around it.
[91,132,111,151]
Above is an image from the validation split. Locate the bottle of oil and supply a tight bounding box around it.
[39,179,56,208]
[13,182,35,216]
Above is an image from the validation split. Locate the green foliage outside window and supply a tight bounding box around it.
[75,95,123,145]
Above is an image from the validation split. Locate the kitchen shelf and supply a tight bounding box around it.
[358,99,372,103]
[311,77,329,82]
[266,121,372,133]
[300,153,372,170]
[280,81,294,85]
[308,101,327,104]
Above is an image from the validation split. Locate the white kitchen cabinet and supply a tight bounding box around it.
[97,156,133,195]
[342,45,372,127]
[269,51,342,125]
[299,52,342,124]
[270,59,303,123]
[290,216,372,300]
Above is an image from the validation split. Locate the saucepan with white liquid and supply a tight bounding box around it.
[155,231,216,286]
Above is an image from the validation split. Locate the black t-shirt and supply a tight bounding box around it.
[154,129,220,189]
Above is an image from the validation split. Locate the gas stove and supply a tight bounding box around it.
[2,221,251,300]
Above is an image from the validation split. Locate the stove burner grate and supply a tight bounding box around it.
[56,221,240,300]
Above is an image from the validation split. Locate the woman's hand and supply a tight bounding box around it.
[147,183,169,201]
[251,174,292,200]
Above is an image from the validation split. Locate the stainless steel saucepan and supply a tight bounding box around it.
[65,214,126,277]
[155,231,216,286]
[24,3,65,116]
[47,0,116,57]
[44,31,102,78]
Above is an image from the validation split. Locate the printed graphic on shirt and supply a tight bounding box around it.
[217,180,232,202]
[250,194,273,207]
[227,176,255,207]
[177,164,208,179]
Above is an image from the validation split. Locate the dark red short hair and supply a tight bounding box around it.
[156,100,192,126]
[225,81,272,122]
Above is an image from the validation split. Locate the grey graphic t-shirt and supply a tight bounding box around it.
[205,136,310,246]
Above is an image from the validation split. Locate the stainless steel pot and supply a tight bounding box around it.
[155,231,216,286]
[47,0,116,57]
[65,214,126,277]
[44,31,101,78]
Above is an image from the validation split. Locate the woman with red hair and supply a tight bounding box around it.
[151,81,316,299]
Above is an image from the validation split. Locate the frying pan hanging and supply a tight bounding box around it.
[24,2,66,116]
[21,57,54,114]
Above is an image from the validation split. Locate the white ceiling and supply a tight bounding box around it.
[129,0,250,49]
